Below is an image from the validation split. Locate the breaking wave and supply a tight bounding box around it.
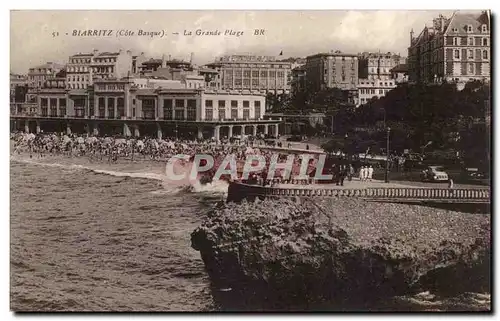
[11,155,228,196]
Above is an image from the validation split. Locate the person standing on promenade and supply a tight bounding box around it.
[368,165,374,181]
[348,164,354,181]
[359,166,365,181]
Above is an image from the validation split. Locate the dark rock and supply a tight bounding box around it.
[191,198,490,310]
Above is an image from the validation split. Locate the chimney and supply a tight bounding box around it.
[126,50,132,55]
[410,29,414,42]
[93,49,98,55]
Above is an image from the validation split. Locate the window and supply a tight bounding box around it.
[163,99,173,119]
[243,70,251,78]
[218,108,225,120]
[205,108,213,120]
[260,70,268,77]
[175,109,184,120]
[243,79,250,87]
[243,101,249,108]
[277,71,284,78]
[269,71,276,77]
[133,99,136,105]
[175,99,185,108]
[243,109,250,119]
[231,109,238,119]
[218,100,225,109]
[254,102,261,119]
[483,50,488,59]
[482,24,488,33]
[252,70,259,78]
[483,38,488,46]
[187,100,196,121]
[467,25,473,32]
[454,50,460,59]
[205,100,213,108]
[453,37,459,46]
[379,89,383,95]
[231,100,238,108]
[468,50,474,59]
[469,63,474,74]
[468,37,474,46]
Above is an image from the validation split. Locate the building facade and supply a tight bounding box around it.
[358,52,405,80]
[390,64,409,84]
[91,50,133,81]
[206,55,292,94]
[356,78,396,106]
[28,62,64,89]
[305,51,359,92]
[12,77,279,140]
[66,53,94,90]
[290,66,306,94]
[408,11,490,88]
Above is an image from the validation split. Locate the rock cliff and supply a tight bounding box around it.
[191,198,490,311]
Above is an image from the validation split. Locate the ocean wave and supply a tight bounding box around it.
[11,155,228,196]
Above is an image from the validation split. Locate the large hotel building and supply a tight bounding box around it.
[11,51,281,140]
[305,51,359,92]
[206,55,292,94]
[407,11,490,88]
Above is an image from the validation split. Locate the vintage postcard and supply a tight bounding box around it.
[10,10,491,312]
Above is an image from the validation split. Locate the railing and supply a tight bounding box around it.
[264,187,490,200]
[228,181,491,203]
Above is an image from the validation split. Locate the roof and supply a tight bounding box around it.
[98,52,120,56]
[142,58,163,65]
[307,52,358,59]
[71,53,93,57]
[444,11,490,34]
[390,64,408,73]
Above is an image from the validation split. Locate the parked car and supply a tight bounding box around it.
[420,165,449,182]
[461,167,488,180]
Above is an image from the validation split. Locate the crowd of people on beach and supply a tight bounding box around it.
[10,131,377,187]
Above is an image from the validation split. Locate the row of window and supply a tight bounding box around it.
[68,75,90,82]
[452,37,488,46]
[360,89,392,95]
[97,84,126,90]
[225,70,287,78]
[454,49,488,60]
[205,100,261,108]
[204,106,261,121]
[359,81,394,86]
[94,58,117,64]
[70,58,92,64]
[224,64,289,68]
[67,83,88,89]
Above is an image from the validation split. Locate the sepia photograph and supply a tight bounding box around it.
[9,9,491,312]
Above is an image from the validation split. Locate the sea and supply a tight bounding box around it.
[10,153,491,312]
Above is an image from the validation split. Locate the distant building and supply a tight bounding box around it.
[356,78,396,106]
[91,49,133,81]
[358,52,405,80]
[66,52,93,90]
[28,62,64,89]
[390,64,409,84]
[305,51,359,92]
[290,65,306,94]
[10,73,28,102]
[408,10,490,88]
[206,54,292,94]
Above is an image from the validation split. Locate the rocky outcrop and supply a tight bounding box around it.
[191,198,490,311]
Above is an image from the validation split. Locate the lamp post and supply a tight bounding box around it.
[385,127,391,183]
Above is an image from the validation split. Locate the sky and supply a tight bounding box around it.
[10,10,456,74]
